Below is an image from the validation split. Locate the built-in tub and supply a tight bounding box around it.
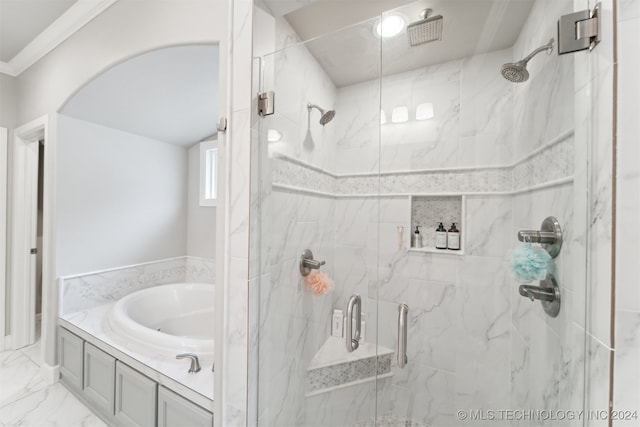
[106,283,214,357]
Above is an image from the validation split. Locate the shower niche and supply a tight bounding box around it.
[408,195,464,254]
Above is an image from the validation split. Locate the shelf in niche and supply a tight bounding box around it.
[408,195,465,253]
[407,247,465,256]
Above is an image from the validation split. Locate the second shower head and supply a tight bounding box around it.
[307,103,335,126]
[501,38,555,83]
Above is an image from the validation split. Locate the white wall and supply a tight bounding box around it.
[187,143,215,259]
[56,115,188,276]
[0,74,17,129]
[7,0,228,367]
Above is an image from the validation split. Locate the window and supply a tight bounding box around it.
[199,140,217,207]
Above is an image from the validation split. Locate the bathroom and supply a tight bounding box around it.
[0,0,638,426]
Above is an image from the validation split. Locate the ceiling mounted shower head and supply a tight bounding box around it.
[307,103,336,126]
[406,8,443,47]
[501,38,555,83]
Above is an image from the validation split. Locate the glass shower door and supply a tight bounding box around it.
[374,0,589,425]
[252,17,383,426]
[252,0,591,425]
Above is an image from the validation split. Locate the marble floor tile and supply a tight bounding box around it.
[0,339,104,427]
[0,383,106,427]
[0,351,47,408]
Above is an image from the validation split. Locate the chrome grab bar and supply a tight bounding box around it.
[345,294,361,352]
[397,304,408,368]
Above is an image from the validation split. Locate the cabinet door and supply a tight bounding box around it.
[83,343,116,416]
[115,361,157,427]
[59,327,84,391]
[158,387,213,427]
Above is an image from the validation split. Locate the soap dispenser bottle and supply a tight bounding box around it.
[411,225,423,248]
[447,223,460,250]
[435,222,447,249]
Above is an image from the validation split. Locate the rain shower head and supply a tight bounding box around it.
[307,103,336,126]
[407,8,443,47]
[501,38,555,83]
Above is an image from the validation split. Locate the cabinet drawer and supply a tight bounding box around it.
[158,386,213,427]
[59,327,84,391]
[115,361,157,427]
[83,343,116,416]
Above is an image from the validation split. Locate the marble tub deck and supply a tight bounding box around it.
[61,302,214,411]
[0,337,106,426]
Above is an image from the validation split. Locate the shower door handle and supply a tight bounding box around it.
[345,294,361,352]
[397,303,408,368]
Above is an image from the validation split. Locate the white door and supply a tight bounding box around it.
[11,133,41,349]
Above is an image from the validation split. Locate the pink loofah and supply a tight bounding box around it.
[305,271,334,296]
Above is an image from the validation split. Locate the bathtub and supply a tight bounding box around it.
[106,283,214,357]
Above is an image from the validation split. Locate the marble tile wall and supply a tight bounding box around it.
[614,0,640,418]
[506,1,589,424]
[272,131,574,196]
[59,256,214,315]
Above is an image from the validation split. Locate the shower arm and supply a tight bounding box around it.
[520,38,554,65]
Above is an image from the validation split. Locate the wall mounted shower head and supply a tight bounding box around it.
[307,103,336,126]
[501,38,554,83]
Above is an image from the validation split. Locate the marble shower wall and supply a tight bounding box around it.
[507,0,589,423]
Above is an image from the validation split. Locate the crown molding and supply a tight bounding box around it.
[0,0,118,77]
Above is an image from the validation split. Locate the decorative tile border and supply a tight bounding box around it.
[272,155,336,194]
[60,256,215,315]
[306,354,392,395]
[271,130,574,197]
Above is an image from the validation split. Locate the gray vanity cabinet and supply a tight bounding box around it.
[115,361,158,427]
[59,327,84,391]
[158,386,213,427]
[83,343,116,416]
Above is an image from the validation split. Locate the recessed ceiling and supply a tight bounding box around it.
[61,45,219,147]
[0,0,78,62]
[285,0,535,87]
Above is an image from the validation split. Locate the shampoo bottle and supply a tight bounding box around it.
[435,222,448,249]
[411,225,423,248]
[447,223,460,250]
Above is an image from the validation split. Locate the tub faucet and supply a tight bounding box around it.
[176,353,201,374]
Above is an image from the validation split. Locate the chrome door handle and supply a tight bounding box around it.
[346,294,361,352]
[397,304,408,368]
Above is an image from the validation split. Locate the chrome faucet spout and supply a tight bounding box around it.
[176,353,202,374]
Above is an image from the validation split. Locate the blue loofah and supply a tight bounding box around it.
[510,242,551,283]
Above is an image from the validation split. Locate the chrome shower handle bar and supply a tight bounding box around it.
[397,304,408,368]
[345,294,361,352]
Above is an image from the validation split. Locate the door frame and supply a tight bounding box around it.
[0,127,7,351]
[9,116,49,351]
